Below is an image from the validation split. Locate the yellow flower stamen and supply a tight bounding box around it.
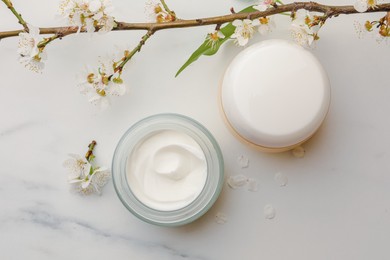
[102,75,109,85]
[87,73,95,84]
[367,0,377,8]
[304,16,311,25]
[97,89,106,97]
[259,17,269,25]
[112,77,123,84]
[154,5,162,14]
[364,21,373,31]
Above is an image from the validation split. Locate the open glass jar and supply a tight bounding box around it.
[112,113,224,226]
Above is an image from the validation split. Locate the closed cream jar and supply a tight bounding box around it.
[220,40,331,152]
[112,114,224,226]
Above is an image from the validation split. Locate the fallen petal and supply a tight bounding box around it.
[274,172,288,187]
[264,204,276,220]
[227,174,248,189]
[215,212,228,224]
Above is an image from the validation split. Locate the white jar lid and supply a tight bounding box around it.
[221,40,331,151]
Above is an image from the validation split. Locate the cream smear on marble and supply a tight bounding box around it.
[126,130,207,211]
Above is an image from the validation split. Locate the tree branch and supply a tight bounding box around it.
[1,2,390,40]
[1,0,29,31]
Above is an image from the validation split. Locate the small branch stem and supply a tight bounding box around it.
[36,26,78,49]
[160,0,174,16]
[1,0,28,31]
[115,30,154,73]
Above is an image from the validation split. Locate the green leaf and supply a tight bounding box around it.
[175,6,257,77]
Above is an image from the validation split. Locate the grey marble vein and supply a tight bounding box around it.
[17,206,208,260]
[0,121,40,138]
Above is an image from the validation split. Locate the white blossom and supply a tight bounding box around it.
[72,167,110,195]
[59,0,116,34]
[89,167,111,194]
[144,0,176,23]
[64,154,111,195]
[256,17,275,36]
[353,0,379,13]
[63,154,92,182]
[17,24,46,72]
[231,19,259,46]
[78,58,127,109]
[254,0,275,12]
[290,10,319,47]
[98,15,115,34]
[354,0,369,12]
[145,0,162,22]
[205,30,225,49]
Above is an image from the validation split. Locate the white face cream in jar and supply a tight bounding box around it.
[220,39,331,152]
[112,114,224,226]
[127,129,207,211]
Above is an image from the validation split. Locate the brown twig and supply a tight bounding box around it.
[1,0,29,31]
[115,30,154,73]
[1,2,390,40]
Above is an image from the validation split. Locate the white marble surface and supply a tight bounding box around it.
[1,0,390,259]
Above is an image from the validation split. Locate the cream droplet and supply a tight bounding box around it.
[264,204,276,220]
[215,212,228,224]
[227,174,248,189]
[247,178,259,192]
[274,172,288,187]
[237,155,249,168]
[292,146,305,158]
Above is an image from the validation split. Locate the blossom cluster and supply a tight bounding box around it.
[203,0,322,49]
[145,0,176,23]
[290,10,322,47]
[226,0,277,47]
[226,11,320,48]
[63,151,110,195]
[59,0,116,33]
[355,11,390,42]
[78,57,127,110]
[17,24,46,72]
